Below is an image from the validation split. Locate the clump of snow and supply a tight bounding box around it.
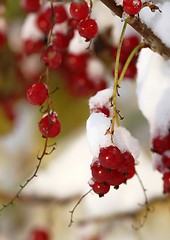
[136,48,170,137]
[86,58,105,81]
[21,14,44,41]
[139,2,170,48]
[113,126,140,159]
[86,112,140,159]
[89,88,112,110]
[68,31,89,54]
[86,112,112,158]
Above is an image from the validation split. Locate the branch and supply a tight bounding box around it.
[99,0,170,59]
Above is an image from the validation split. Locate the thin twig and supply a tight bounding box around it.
[0,137,49,214]
[68,189,92,227]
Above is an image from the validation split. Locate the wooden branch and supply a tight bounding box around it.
[99,0,170,59]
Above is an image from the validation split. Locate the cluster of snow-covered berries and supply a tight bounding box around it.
[87,88,140,197]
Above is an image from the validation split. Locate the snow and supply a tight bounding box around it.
[136,48,170,137]
[86,58,105,81]
[113,126,140,159]
[139,2,170,48]
[86,112,112,158]
[89,88,112,110]
[21,14,44,41]
[68,31,89,54]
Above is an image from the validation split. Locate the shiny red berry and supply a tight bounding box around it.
[77,18,98,39]
[39,112,61,138]
[123,0,142,15]
[89,178,110,197]
[91,161,111,183]
[69,1,89,21]
[27,82,48,105]
[118,151,135,180]
[99,145,122,169]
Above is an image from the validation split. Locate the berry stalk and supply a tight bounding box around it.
[111,19,128,135]
[118,41,146,85]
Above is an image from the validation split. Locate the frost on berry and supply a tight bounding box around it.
[27,82,48,105]
[39,112,61,138]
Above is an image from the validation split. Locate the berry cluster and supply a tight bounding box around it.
[89,145,136,197]
[123,0,142,15]
[152,131,170,193]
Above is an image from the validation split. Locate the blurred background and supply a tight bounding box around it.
[0,0,169,240]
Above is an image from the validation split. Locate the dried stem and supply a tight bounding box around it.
[99,0,170,59]
[68,189,92,227]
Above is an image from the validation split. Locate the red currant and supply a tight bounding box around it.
[107,169,126,187]
[39,112,61,138]
[163,172,170,193]
[162,151,170,169]
[27,82,48,105]
[118,151,135,180]
[41,45,62,69]
[23,39,44,55]
[91,106,110,117]
[53,32,70,51]
[152,133,170,154]
[30,229,49,240]
[77,18,98,39]
[123,0,142,15]
[21,0,41,13]
[99,145,122,169]
[91,161,111,183]
[89,178,110,197]
[69,1,89,21]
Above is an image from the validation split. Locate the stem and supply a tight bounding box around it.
[118,42,146,85]
[111,19,128,134]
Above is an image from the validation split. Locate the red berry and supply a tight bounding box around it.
[89,178,110,197]
[53,32,70,51]
[27,82,48,105]
[23,39,44,55]
[0,31,6,48]
[41,45,62,69]
[107,169,126,187]
[91,161,111,183]
[163,172,170,193]
[123,0,142,15]
[69,1,89,21]
[39,112,61,138]
[77,18,98,39]
[91,106,110,117]
[30,229,49,240]
[99,145,122,169]
[64,52,89,72]
[152,133,170,154]
[118,151,135,180]
[21,0,41,13]
[162,151,170,169]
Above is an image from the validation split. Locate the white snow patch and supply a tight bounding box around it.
[139,2,170,48]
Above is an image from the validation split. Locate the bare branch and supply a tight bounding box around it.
[99,0,170,59]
